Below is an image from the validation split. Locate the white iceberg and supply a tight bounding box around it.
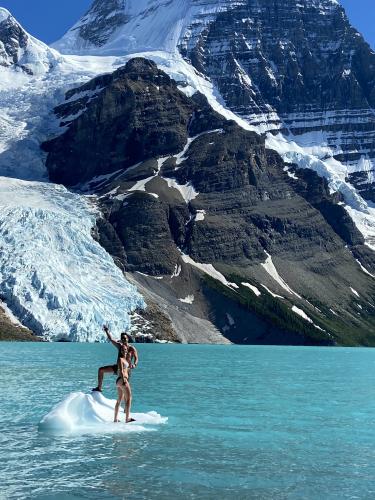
[39,391,168,434]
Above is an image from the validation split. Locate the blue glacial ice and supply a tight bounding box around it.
[0,178,144,341]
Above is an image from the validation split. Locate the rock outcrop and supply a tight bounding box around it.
[0,306,42,342]
[0,8,59,75]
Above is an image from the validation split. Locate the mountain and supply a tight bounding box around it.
[0,7,60,76]
[0,1,374,344]
[41,57,375,345]
[54,0,375,245]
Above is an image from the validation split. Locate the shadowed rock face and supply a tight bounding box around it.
[43,57,375,346]
[0,13,29,70]
[51,0,375,205]
[43,58,224,186]
[76,0,128,48]
[0,306,41,342]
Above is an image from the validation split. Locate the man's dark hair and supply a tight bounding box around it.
[121,332,134,343]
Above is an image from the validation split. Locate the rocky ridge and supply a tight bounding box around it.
[0,8,59,76]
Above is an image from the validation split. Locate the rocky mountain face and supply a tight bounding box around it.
[42,58,375,346]
[44,59,223,186]
[0,304,41,341]
[179,0,375,198]
[60,0,128,51]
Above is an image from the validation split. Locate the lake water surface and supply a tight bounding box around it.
[1,343,375,499]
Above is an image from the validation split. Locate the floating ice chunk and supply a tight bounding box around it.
[241,282,261,296]
[39,391,167,434]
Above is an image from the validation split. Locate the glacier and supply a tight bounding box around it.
[0,178,144,341]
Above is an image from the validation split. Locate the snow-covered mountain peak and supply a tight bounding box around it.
[53,0,246,55]
[0,7,12,21]
[53,0,343,57]
[0,8,60,75]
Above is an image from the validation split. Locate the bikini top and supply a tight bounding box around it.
[117,356,129,371]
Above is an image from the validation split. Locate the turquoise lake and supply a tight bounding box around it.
[1,343,375,499]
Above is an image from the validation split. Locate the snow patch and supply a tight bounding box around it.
[171,264,182,278]
[261,252,302,298]
[355,259,375,279]
[291,305,325,331]
[164,178,199,203]
[241,282,261,297]
[195,210,206,221]
[181,253,237,290]
[179,295,195,304]
[261,284,284,299]
[350,287,360,298]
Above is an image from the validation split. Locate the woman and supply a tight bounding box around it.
[114,344,135,423]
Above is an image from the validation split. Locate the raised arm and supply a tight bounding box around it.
[103,325,121,349]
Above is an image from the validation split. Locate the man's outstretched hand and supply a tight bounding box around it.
[103,324,109,333]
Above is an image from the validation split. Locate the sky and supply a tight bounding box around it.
[0,0,374,49]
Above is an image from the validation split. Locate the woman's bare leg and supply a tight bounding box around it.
[124,382,134,423]
[114,386,123,422]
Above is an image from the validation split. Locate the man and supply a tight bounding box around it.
[92,324,138,393]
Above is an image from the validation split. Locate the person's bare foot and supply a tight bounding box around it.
[92,387,102,392]
[126,418,136,423]
[114,419,120,423]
